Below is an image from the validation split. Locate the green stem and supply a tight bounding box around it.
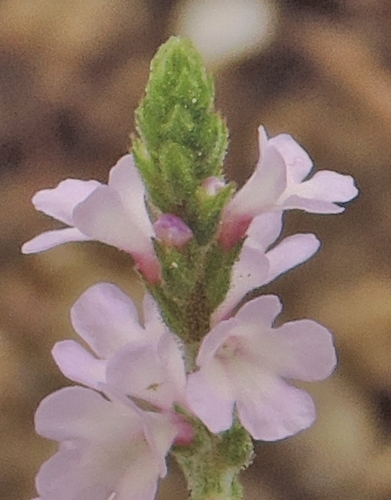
[172,423,254,500]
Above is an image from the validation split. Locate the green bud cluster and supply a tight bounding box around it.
[133,36,232,243]
[131,37,253,500]
[132,37,244,344]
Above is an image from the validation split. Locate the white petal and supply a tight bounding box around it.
[32,179,101,225]
[113,467,158,500]
[225,143,287,219]
[197,318,238,365]
[269,133,313,182]
[282,194,345,214]
[108,155,155,238]
[157,333,187,398]
[211,245,269,325]
[106,334,186,410]
[257,125,269,153]
[235,295,282,328]
[35,387,173,500]
[141,411,178,478]
[264,233,320,284]
[52,340,106,389]
[73,184,154,256]
[236,378,316,441]
[246,212,283,250]
[281,171,358,213]
[21,227,89,254]
[186,369,234,434]
[71,283,144,358]
[143,294,169,338]
[275,319,337,381]
[294,170,358,203]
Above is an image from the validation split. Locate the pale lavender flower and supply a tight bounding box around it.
[34,283,193,499]
[34,386,178,500]
[186,295,336,441]
[219,126,358,248]
[212,212,320,325]
[154,214,194,248]
[53,282,188,413]
[22,155,160,283]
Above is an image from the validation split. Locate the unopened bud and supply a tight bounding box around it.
[154,214,193,248]
[202,176,226,196]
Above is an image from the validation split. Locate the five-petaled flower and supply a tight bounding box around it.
[53,282,189,414]
[212,212,320,325]
[33,386,178,500]
[34,283,193,500]
[22,155,161,283]
[219,126,358,248]
[186,295,336,441]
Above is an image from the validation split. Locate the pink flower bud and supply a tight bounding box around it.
[170,413,195,446]
[154,214,193,249]
[202,176,226,196]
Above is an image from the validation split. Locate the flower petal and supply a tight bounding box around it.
[219,138,287,248]
[269,133,313,183]
[112,465,158,500]
[157,333,187,399]
[281,194,345,214]
[294,170,359,203]
[186,369,234,434]
[72,184,159,282]
[108,155,155,238]
[141,411,178,478]
[32,179,101,225]
[35,387,119,442]
[70,283,144,359]
[21,227,90,254]
[211,245,269,325]
[73,184,151,255]
[224,142,287,219]
[52,340,106,389]
[246,212,283,250]
[264,233,320,284]
[143,293,170,338]
[236,378,316,441]
[276,319,337,381]
[35,387,173,500]
[106,334,186,410]
[234,295,282,328]
[282,170,358,213]
[197,318,238,365]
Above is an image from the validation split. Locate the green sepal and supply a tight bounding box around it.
[153,239,199,301]
[216,424,254,468]
[132,137,169,211]
[173,419,253,500]
[147,282,188,339]
[204,240,244,312]
[158,141,198,209]
[150,239,212,342]
[196,113,228,179]
[193,182,235,244]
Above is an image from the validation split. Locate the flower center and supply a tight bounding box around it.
[216,336,243,361]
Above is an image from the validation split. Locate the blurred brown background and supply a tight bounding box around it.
[1,0,391,498]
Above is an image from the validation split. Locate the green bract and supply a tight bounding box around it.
[133,36,242,346]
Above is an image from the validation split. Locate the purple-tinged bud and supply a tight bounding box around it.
[202,176,226,196]
[154,214,193,248]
